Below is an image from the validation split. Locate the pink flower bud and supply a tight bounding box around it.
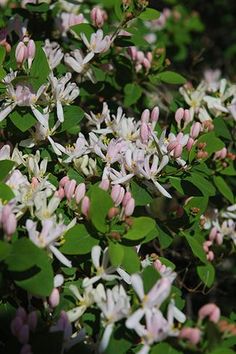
[140,122,150,144]
[115,186,125,206]
[207,250,214,261]
[214,147,227,160]
[64,179,76,200]
[11,316,23,336]
[184,109,191,124]
[107,207,119,219]
[136,51,145,63]
[81,196,90,217]
[15,42,27,65]
[151,106,159,122]
[186,137,195,151]
[142,58,151,70]
[99,179,110,191]
[27,39,36,59]
[91,6,106,27]
[122,191,132,207]
[59,176,70,187]
[111,185,122,204]
[3,212,17,235]
[146,52,153,62]
[27,311,37,332]
[216,232,223,245]
[173,144,183,158]
[141,109,150,123]
[179,327,201,345]
[203,240,212,252]
[175,108,184,124]
[167,140,178,152]
[18,324,29,344]
[128,47,137,60]
[209,227,218,241]
[75,183,86,204]
[55,187,65,199]
[198,303,220,323]
[20,344,32,354]
[49,288,60,308]
[124,197,135,216]
[190,122,201,139]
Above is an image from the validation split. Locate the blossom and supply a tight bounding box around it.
[67,284,94,322]
[64,49,94,81]
[81,29,111,60]
[43,39,64,70]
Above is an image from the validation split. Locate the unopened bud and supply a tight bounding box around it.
[124,197,135,216]
[75,183,86,204]
[107,207,119,219]
[81,196,90,217]
[49,288,60,308]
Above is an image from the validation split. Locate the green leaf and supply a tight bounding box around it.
[214,117,232,140]
[108,241,124,267]
[157,71,186,84]
[0,241,11,261]
[89,186,113,233]
[6,238,53,297]
[189,132,225,162]
[197,263,215,287]
[213,176,234,203]
[142,266,160,293]
[60,105,84,133]
[210,349,235,354]
[185,234,207,263]
[0,182,15,202]
[60,224,98,255]
[184,196,209,218]
[151,342,183,354]
[124,83,142,107]
[30,42,50,90]
[26,2,49,12]
[114,0,123,20]
[130,180,152,206]
[123,217,156,241]
[104,325,132,354]
[139,8,160,20]
[71,23,94,39]
[9,109,36,132]
[0,160,15,182]
[156,224,173,249]
[121,246,140,274]
[0,46,6,65]
[186,173,216,197]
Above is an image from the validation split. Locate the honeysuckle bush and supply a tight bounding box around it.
[0,1,236,354]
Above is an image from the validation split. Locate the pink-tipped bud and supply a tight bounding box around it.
[59,176,70,187]
[27,39,36,59]
[179,327,201,345]
[91,6,107,28]
[141,109,150,123]
[203,240,212,252]
[55,187,65,199]
[75,183,86,204]
[214,147,227,160]
[167,140,178,152]
[99,179,110,191]
[81,196,90,217]
[207,250,214,261]
[151,106,159,122]
[107,207,119,219]
[142,58,151,70]
[216,232,223,245]
[140,122,150,144]
[209,227,218,241]
[175,108,184,124]
[11,316,23,336]
[64,179,76,201]
[27,311,37,332]
[128,47,137,60]
[146,52,153,62]
[122,191,132,207]
[136,51,145,63]
[20,344,32,354]
[190,122,201,139]
[111,185,122,204]
[3,212,17,236]
[124,197,135,216]
[198,303,220,323]
[49,288,60,308]
[18,324,29,344]
[184,109,191,124]
[186,137,195,151]
[15,41,27,65]
[173,144,183,158]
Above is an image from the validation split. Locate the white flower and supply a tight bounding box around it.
[81,29,111,60]
[43,39,64,70]
[26,217,72,267]
[67,284,94,322]
[64,49,94,81]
